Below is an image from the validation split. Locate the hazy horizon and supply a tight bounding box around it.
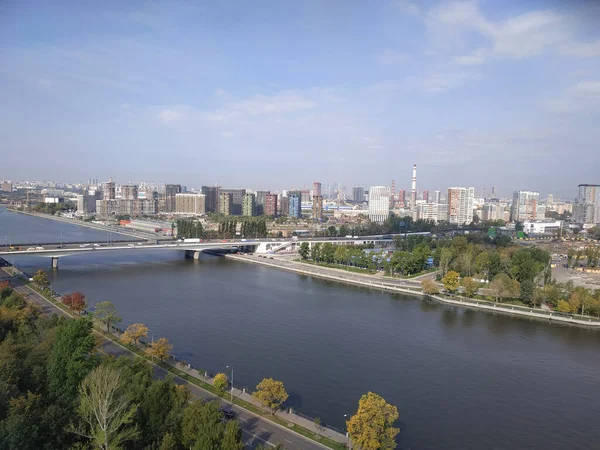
[1,0,599,197]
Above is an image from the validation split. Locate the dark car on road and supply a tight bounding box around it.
[220,409,235,420]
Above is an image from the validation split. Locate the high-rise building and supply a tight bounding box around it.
[219,188,246,215]
[288,191,302,218]
[77,194,96,214]
[1,181,13,192]
[312,182,323,220]
[433,190,441,204]
[255,190,269,215]
[422,190,429,203]
[482,202,505,221]
[219,193,233,215]
[410,164,417,212]
[175,193,205,215]
[201,186,220,213]
[398,190,406,208]
[242,193,256,216]
[279,195,289,216]
[368,186,391,224]
[417,202,447,223]
[447,187,474,224]
[121,185,138,200]
[300,189,311,203]
[265,194,278,216]
[352,186,365,203]
[102,181,116,200]
[165,184,182,213]
[573,184,600,224]
[510,190,541,222]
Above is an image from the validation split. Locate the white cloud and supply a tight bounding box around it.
[158,109,182,123]
[226,91,316,115]
[427,1,588,62]
[376,49,411,65]
[422,71,481,93]
[560,40,600,58]
[546,81,600,113]
[392,0,419,16]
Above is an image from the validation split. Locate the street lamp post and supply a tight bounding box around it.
[226,365,234,402]
[343,414,352,449]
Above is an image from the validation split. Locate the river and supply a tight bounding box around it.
[2,206,600,450]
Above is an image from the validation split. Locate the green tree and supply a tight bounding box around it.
[442,271,460,294]
[213,372,229,397]
[252,378,288,414]
[221,420,244,450]
[460,277,479,298]
[298,242,309,260]
[438,248,453,278]
[346,392,399,450]
[70,364,139,450]
[520,280,535,305]
[185,400,224,450]
[94,301,122,333]
[489,273,521,303]
[310,243,321,261]
[32,269,50,291]
[47,318,95,404]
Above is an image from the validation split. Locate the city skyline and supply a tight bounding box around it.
[2,1,599,196]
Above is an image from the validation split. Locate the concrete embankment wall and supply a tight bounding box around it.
[226,255,600,329]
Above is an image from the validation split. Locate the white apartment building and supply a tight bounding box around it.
[447,187,474,225]
[417,202,448,223]
[510,190,543,221]
[175,193,206,216]
[573,184,600,225]
[368,186,391,224]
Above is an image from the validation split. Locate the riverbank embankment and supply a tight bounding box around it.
[227,254,600,329]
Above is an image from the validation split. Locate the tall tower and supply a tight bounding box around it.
[390,180,396,208]
[411,164,417,212]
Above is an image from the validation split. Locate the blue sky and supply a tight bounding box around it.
[1,0,599,198]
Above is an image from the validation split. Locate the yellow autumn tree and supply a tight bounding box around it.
[252,378,288,414]
[346,392,399,450]
[421,279,440,295]
[121,323,148,348]
[145,337,173,362]
[442,270,460,294]
[213,373,229,397]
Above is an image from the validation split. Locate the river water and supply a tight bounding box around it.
[2,206,600,450]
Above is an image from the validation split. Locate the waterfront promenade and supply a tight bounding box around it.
[227,254,600,329]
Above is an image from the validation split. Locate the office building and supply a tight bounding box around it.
[219,192,233,216]
[510,190,542,222]
[102,181,116,200]
[265,194,278,216]
[447,187,474,225]
[573,184,600,225]
[165,184,182,213]
[352,186,365,203]
[368,186,391,224]
[242,193,256,216]
[1,181,13,192]
[288,191,302,218]
[422,190,429,203]
[523,220,563,235]
[255,190,269,215]
[219,188,246,215]
[175,193,205,215]
[433,190,441,204]
[201,186,220,213]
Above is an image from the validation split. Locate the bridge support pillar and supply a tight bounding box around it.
[185,250,201,260]
[51,257,59,269]
[193,251,201,260]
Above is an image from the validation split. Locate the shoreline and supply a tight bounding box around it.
[226,254,600,329]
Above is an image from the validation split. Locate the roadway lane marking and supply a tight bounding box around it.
[241,429,275,447]
[285,439,293,444]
